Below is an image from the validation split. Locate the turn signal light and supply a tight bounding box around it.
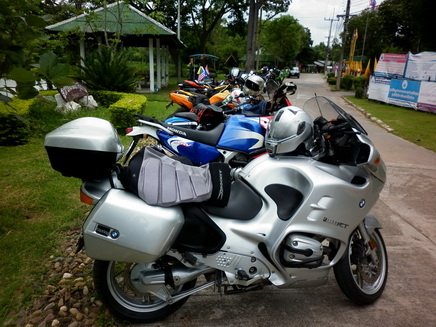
[125,127,133,134]
[80,190,94,205]
[374,155,381,166]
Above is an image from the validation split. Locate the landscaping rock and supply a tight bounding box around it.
[4,228,115,326]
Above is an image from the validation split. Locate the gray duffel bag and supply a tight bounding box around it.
[118,147,231,207]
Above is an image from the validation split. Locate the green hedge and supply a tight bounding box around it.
[0,90,147,145]
[93,90,147,132]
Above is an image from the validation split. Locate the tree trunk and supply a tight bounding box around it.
[245,0,258,71]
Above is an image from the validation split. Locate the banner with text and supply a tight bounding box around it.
[404,51,436,82]
[368,76,391,103]
[417,81,436,113]
[387,79,420,109]
[374,53,407,79]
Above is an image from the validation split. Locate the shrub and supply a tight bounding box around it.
[355,86,365,99]
[353,76,368,89]
[27,97,62,136]
[92,91,123,107]
[327,77,337,85]
[80,46,139,92]
[16,82,39,99]
[340,75,354,90]
[0,98,34,145]
[0,113,30,145]
[109,93,147,132]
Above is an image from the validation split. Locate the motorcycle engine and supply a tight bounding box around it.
[282,234,324,268]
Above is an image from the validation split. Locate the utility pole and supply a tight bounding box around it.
[177,0,181,82]
[324,15,338,76]
[336,0,351,90]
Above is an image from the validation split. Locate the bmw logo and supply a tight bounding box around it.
[110,230,120,239]
[359,199,366,208]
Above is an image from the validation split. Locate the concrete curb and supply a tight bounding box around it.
[342,97,395,133]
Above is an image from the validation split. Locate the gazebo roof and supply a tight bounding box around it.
[46,2,183,47]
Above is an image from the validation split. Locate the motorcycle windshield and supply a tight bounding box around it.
[303,96,367,135]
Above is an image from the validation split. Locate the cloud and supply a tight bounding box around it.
[287,0,383,45]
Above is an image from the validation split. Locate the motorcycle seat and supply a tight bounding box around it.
[174,112,198,121]
[162,122,225,146]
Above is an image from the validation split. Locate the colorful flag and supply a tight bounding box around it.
[364,59,371,78]
[197,66,208,81]
[369,0,376,10]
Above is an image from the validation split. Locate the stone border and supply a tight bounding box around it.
[343,97,394,133]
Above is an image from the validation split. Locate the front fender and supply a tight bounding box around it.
[364,215,382,235]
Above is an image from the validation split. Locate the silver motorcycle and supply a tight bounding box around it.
[44,95,388,323]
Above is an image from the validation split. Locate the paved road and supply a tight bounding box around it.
[137,73,436,327]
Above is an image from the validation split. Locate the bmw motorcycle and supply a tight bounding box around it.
[44,96,388,323]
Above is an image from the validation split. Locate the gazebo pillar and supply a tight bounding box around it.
[79,38,85,68]
[164,46,169,86]
[148,38,155,92]
[156,38,162,90]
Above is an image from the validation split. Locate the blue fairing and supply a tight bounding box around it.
[217,115,265,153]
[157,130,221,165]
[238,101,268,115]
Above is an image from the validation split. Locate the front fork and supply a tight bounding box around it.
[358,216,382,264]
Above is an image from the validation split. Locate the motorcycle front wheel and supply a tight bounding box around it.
[93,260,197,323]
[334,228,388,305]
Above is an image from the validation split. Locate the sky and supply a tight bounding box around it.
[287,0,384,46]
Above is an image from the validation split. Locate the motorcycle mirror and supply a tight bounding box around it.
[285,82,297,95]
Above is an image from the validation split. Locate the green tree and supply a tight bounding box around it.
[347,7,390,62]
[131,0,249,54]
[0,0,48,99]
[259,15,306,67]
[207,23,246,70]
[345,0,435,64]
[377,0,435,52]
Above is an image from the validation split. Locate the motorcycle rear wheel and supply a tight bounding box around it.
[93,260,197,323]
[334,228,388,305]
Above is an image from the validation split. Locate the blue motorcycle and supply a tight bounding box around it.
[125,113,272,167]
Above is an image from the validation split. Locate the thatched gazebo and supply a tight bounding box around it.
[46,2,184,91]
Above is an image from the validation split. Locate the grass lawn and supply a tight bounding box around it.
[0,86,176,325]
[345,96,436,152]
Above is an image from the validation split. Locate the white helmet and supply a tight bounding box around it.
[243,74,265,96]
[265,106,313,156]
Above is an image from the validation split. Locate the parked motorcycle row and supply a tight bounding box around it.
[43,66,389,323]
[158,69,297,166]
